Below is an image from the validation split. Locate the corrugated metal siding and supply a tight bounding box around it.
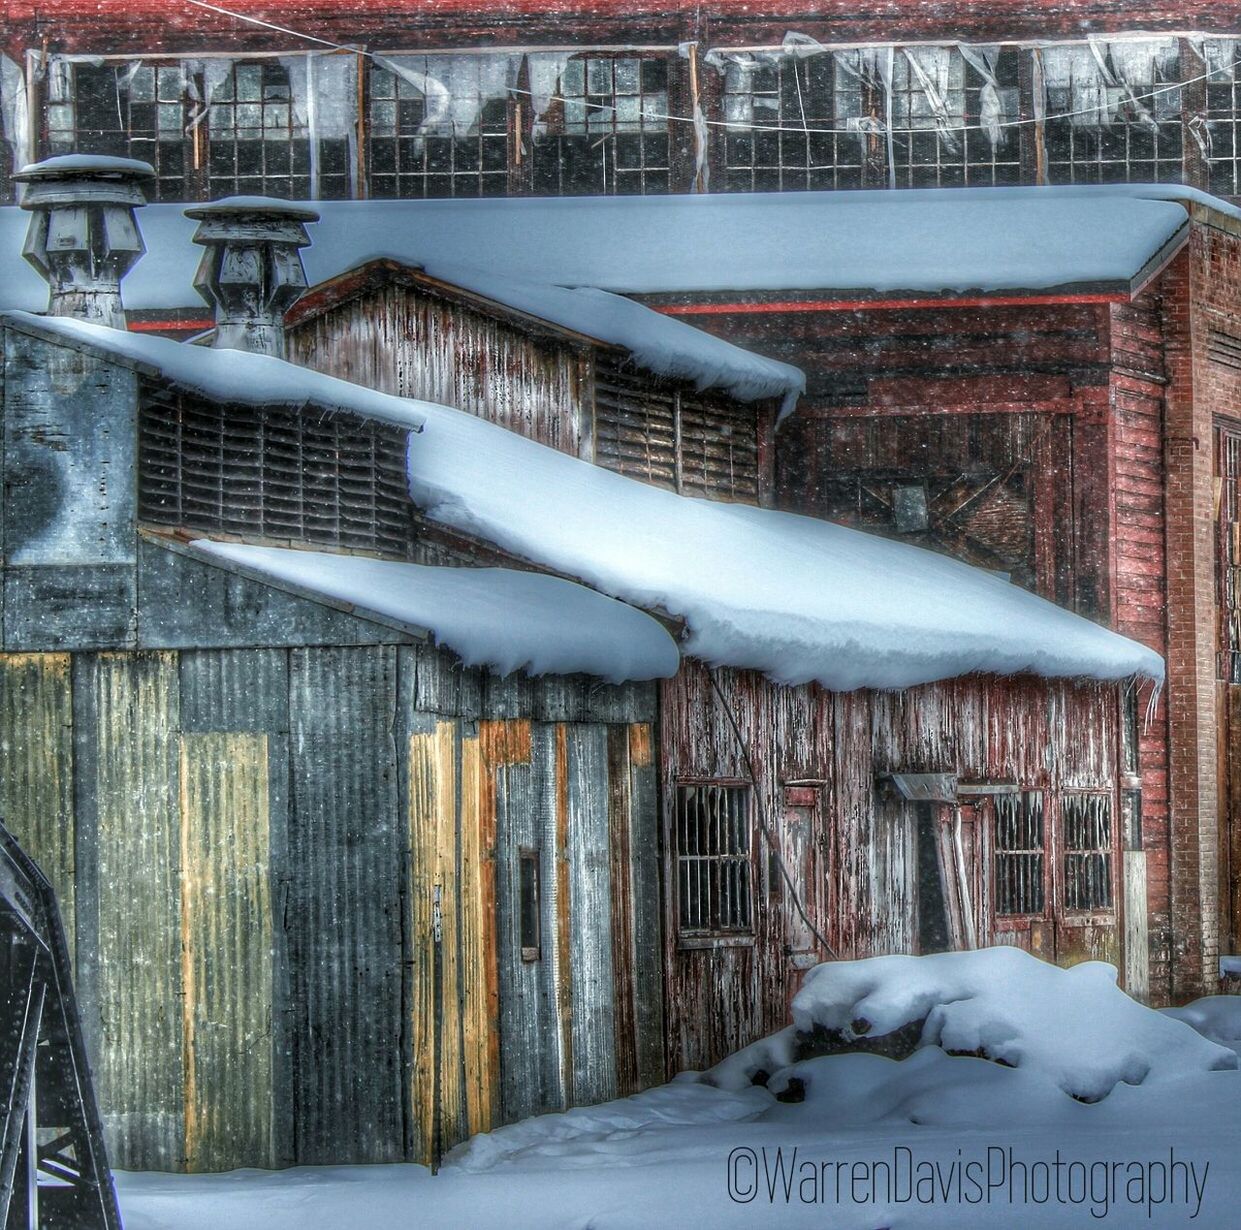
[178,732,273,1171]
[0,653,75,963]
[288,282,587,456]
[286,646,405,1165]
[83,651,184,1171]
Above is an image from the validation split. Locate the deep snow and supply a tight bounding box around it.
[114,949,1241,1229]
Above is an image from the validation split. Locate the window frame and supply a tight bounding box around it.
[670,778,756,950]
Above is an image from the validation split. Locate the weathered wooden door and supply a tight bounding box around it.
[934,804,989,952]
[778,785,827,1010]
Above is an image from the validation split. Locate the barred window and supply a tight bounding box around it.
[368,56,511,199]
[137,384,414,556]
[673,784,752,939]
[1218,425,1241,681]
[1042,41,1183,185]
[593,355,763,503]
[1061,793,1113,911]
[531,55,670,195]
[994,791,1045,917]
[45,62,192,201]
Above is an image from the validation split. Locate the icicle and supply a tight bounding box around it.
[1143,678,1162,735]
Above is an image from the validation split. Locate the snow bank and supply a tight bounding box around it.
[402,398,1165,689]
[786,948,1235,1101]
[0,184,1223,314]
[5,311,1163,692]
[413,257,804,413]
[188,541,680,683]
[1163,996,1241,1058]
[451,1078,771,1173]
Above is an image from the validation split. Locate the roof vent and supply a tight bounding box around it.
[14,154,155,328]
[185,197,319,358]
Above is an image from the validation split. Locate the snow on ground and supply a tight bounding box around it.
[187,540,680,683]
[1163,995,1241,1059]
[116,951,1241,1229]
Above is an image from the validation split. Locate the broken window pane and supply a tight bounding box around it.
[1061,793,1113,911]
[994,791,1045,916]
[368,54,514,199]
[674,784,753,939]
[531,53,670,195]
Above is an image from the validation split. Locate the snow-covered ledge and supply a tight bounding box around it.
[13,154,154,329]
[185,196,319,358]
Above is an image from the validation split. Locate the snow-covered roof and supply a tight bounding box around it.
[186,540,680,683]
[6,314,1164,691]
[0,184,1222,316]
[316,257,805,412]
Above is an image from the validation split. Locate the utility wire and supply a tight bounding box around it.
[181,0,1236,141]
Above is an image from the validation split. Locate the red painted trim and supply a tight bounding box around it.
[657,292,1128,316]
[126,318,213,332]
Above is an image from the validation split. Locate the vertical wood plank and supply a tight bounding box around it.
[0,653,75,963]
[179,732,273,1172]
[565,724,617,1107]
[627,723,665,1089]
[1124,850,1151,1003]
[88,651,184,1171]
[433,717,465,1152]
[607,724,638,1097]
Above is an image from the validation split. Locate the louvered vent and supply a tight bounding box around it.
[138,383,415,556]
[593,354,762,503]
[1209,327,1241,372]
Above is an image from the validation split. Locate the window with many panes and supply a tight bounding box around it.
[1217,423,1241,680]
[531,55,670,195]
[720,53,865,192]
[368,56,511,199]
[1061,793,1113,911]
[994,791,1046,917]
[1206,39,1241,198]
[672,784,752,941]
[207,60,334,200]
[45,61,193,201]
[1042,41,1183,185]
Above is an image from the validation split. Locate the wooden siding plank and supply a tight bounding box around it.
[88,651,184,1171]
[0,653,75,964]
[286,646,404,1165]
[179,732,273,1172]
[627,723,665,1089]
[564,724,618,1107]
[407,713,445,1166]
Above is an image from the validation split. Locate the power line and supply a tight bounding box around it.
[182,0,1233,141]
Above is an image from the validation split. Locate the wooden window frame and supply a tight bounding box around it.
[1058,790,1117,918]
[992,789,1049,925]
[670,779,755,950]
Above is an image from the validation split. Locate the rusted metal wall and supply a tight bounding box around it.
[287,278,589,457]
[660,662,1125,1074]
[0,635,660,1172]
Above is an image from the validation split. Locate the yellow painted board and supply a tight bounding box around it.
[179,732,273,1172]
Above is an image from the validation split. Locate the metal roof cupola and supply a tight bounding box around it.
[13,154,155,329]
[185,196,320,358]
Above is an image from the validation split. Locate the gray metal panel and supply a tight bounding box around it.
[136,540,411,650]
[286,645,405,1164]
[178,648,290,733]
[4,565,136,649]
[266,726,296,1169]
[3,336,136,567]
[533,723,567,1112]
[409,641,483,718]
[565,724,618,1106]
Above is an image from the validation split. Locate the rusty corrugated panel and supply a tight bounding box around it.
[82,651,184,1171]
[0,653,75,965]
[286,646,404,1165]
[178,732,273,1172]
